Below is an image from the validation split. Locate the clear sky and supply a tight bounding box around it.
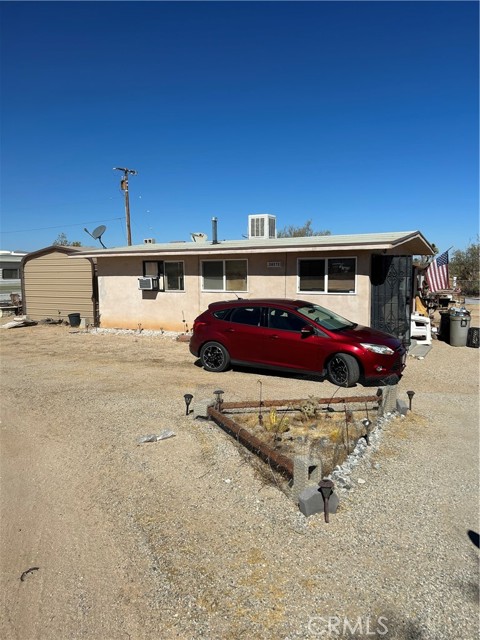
[1,1,478,254]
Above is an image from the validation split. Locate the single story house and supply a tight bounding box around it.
[73,215,434,343]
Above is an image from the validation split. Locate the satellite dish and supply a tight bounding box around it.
[84,225,107,248]
[91,225,106,240]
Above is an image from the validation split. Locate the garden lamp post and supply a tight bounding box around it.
[214,389,224,412]
[183,394,193,416]
[407,390,415,411]
[318,479,335,523]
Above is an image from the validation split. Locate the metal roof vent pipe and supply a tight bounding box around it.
[211,217,219,244]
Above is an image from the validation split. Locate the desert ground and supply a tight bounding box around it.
[1,307,478,640]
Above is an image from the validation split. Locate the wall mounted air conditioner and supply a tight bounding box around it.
[248,214,277,240]
[138,276,159,291]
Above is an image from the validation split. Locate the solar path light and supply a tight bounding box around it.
[318,479,335,523]
[213,389,224,412]
[407,390,415,411]
[183,394,193,416]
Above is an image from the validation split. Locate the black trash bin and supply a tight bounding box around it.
[68,313,81,327]
[467,327,479,348]
[439,311,450,343]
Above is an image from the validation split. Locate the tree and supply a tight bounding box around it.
[450,238,480,297]
[52,233,82,247]
[277,219,331,238]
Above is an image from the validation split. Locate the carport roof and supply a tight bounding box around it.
[72,230,434,259]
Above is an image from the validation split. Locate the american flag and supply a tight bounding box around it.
[426,250,449,292]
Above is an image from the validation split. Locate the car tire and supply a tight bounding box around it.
[200,342,231,373]
[326,353,360,387]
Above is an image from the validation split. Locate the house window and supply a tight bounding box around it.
[299,259,325,292]
[165,261,184,291]
[327,258,356,293]
[143,260,184,291]
[298,258,356,294]
[2,268,19,279]
[202,260,247,292]
[144,261,159,278]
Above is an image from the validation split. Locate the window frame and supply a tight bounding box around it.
[297,257,357,294]
[201,259,248,292]
[142,260,185,292]
[2,268,20,279]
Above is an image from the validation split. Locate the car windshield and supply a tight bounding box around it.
[296,304,356,331]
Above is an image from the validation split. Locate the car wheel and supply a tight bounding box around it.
[327,353,360,387]
[200,342,231,373]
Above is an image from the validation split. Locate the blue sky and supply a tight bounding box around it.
[1,1,478,254]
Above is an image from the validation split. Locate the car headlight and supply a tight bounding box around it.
[360,343,394,355]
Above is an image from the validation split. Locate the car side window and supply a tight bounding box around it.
[230,306,262,326]
[212,309,231,320]
[268,308,306,332]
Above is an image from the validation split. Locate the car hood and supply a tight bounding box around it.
[334,324,402,348]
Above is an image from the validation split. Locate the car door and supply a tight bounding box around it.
[260,307,322,372]
[219,305,265,364]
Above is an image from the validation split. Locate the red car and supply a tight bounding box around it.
[190,299,406,387]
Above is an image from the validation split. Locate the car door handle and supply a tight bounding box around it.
[269,334,280,339]
[225,328,235,332]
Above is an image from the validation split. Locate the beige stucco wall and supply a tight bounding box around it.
[96,251,372,332]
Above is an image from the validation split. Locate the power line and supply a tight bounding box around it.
[0,217,124,234]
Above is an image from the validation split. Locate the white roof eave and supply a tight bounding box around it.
[70,231,434,259]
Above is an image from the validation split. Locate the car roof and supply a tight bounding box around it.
[208,298,313,310]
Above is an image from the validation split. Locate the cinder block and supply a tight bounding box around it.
[193,399,214,419]
[291,456,323,501]
[396,399,408,416]
[379,384,398,416]
[298,485,339,517]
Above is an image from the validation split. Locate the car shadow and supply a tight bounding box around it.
[194,358,401,389]
[193,359,398,388]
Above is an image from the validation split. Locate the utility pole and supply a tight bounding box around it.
[113,167,137,246]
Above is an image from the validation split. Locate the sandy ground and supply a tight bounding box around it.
[0,307,478,640]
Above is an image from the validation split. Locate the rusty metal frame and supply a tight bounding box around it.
[207,395,379,479]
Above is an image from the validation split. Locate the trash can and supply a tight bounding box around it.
[467,327,479,348]
[439,310,450,343]
[68,313,81,327]
[449,309,471,347]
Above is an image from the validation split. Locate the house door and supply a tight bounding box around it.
[370,255,412,345]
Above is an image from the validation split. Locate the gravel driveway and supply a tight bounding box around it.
[1,311,478,640]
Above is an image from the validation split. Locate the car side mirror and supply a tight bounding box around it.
[300,325,314,336]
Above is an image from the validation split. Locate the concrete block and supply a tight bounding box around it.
[193,399,214,419]
[298,485,339,517]
[291,455,323,501]
[379,383,398,416]
[396,398,408,416]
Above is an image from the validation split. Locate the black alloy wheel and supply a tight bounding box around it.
[200,342,231,373]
